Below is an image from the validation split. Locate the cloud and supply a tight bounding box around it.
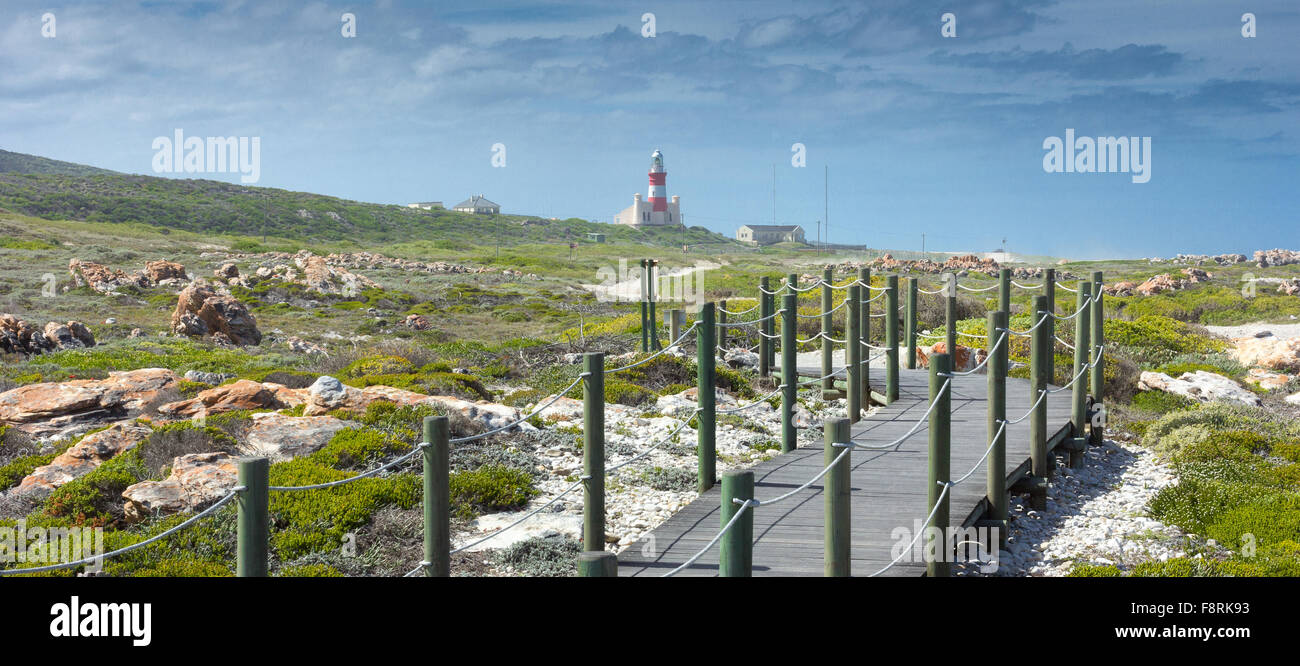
[929,42,1185,80]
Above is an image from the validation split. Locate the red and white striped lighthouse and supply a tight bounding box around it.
[647,149,668,213]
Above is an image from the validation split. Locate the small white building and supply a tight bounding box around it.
[406,202,443,210]
[737,224,806,245]
[453,195,500,214]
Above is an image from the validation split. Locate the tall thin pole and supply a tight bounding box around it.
[824,164,828,250]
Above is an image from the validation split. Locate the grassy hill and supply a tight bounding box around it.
[0,149,741,252]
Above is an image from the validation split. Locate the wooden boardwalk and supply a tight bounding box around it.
[617,364,1074,577]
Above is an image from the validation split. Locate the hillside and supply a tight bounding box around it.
[0,148,120,177]
[0,150,740,251]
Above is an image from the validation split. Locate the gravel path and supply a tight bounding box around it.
[1205,322,1300,339]
[957,435,1197,576]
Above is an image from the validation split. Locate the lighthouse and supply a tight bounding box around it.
[613,149,683,227]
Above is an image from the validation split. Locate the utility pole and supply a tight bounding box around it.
[824,164,828,253]
[772,164,776,226]
[922,233,926,255]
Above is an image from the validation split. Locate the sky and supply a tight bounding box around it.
[1,0,1297,259]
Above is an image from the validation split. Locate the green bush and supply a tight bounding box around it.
[342,355,416,378]
[1067,563,1122,577]
[1106,315,1225,359]
[448,465,537,519]
[491,535,579,577]
[1131,390,1197,415]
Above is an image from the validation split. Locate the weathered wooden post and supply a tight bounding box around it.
[781,293,797,452]
[717,299,727,351]
[847,284,862,423]
[885,275,900,404]
[422,415,450,577]
[998,268,1011,315]
[582,352,605,550]
[821,266,835,394]
[945,272,958,364]
[577,551,618,577]
[905,277,918,369]
[927,353,951,578]
[697,302,717,492]
[640,259,649,352]
[647,260,660,351]
[759,276,772,377]
[668,309,683,346]
[859,267,871,398]
[719,470,754,577]
[1030,295,1051,492]
[1090,270,1105,446]
[236,457,269,577]
[985,311,1009,539]
[824,417,851,577]
[1070,282,1092,468]
[1044,268,1056,382]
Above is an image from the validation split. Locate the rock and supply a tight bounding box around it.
[530,396,634,424]
[0,368,181,439]
[1229,336,1300,372]
[1278,279,1300,297]
[121,452,238,522]
[171,279,262,346]
[1103,281,1137,297]
[928,341,973,371]
[242,412,351,461]
[723,347,759,369]
[42,321,84,350]
[1254,248,1300,268]
[14,422,152,497]
[157,379,287,417]
[403,314,433,331]
[183,370,234,385]
[457,513,583,552]
[286,336,327,355]
[1254,330,1274,338]
[215,262,239,279]
[655,387,738,417]
[1137,370,1261,406]
[1286,393,1300,406]
[143,260,187,284]
[0,314,93,355]
[104,318,117,325]
[129,328,145,338]
[1244,368,1292,391]
[307,376,348,410]
[301,380,530,433]
[68,258,145,293]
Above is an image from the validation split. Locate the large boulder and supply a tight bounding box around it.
[121,452,238,522]
[171,280,262,346]
[1137,370,1261,406]
[0,315,93,355]
[143,260,187,285]
[157,379,288,418]
[1229,336,1300,373]
[0,368,180,439]
[1254,248,1300,268]
[68,258,146,293]
[303,376,530,432]
[241,412,352,461]
[15,422,152,498]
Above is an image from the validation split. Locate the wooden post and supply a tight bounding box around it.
[697,302,716,492]
[781,293,797,452]
[236,457,269,577]
[647,260,659,351]
[577,551,617,577]
[422,416,450,577]
[668,309,683,346]
[847,284,862,423]
[905,277,918,369]
[719,470,754,577]
[885,275,900,404]
[1071,282,1092,468]
[824,417,851,577]
[945,273,957,363]
[759,276,772,378]
[717,299,727,351]
[859,267,871,398]
[1044,268,1056,383]
[986,311,1009,528]
[821,267,834,393]
[1030,295,1051,482]
[1090,270,1105,445]
[927,353,951,578]
[582,352,605,551]
[640,259,649,352]
[998,268,1011,315]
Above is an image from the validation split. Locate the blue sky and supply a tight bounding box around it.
[1,0,1296,258]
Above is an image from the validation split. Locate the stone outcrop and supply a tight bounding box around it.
[0,314,95,355]
[1229,336,1300,373]
[1137,370,1261,406]
[404,314,433,330]
[14,422,152,497]
[656,387,741,418]
[1278,279,1300,297]
[121,452,238,522]
[0,368,180,439]
[157,379,290,418]
[1108,268,1213,297]
[1171,253,1247,266]
[69,258,188,293]
[1244,368,1292,391]
[241,412,352,461]
[171,279,262,346]
[302,376,529,432]
[1254,248,1300,268]
[143,260,187,284]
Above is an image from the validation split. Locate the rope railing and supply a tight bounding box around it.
[1011,280,1043,289]
[957,283,998,292]
[717,302,760,316]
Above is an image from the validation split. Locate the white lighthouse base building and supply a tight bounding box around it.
[614,193,682,227]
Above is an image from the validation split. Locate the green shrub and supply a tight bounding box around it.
[276,563,344,577]
[638,466,695,492]
[1130,558,1263,577]
[491,535,579,577]
[1131,390,1197,415]
[342,355,416,378]
[268,460,420,560]
[448,465,537,519]
[1106,315,1225,358]
[1067,563,1122,577]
